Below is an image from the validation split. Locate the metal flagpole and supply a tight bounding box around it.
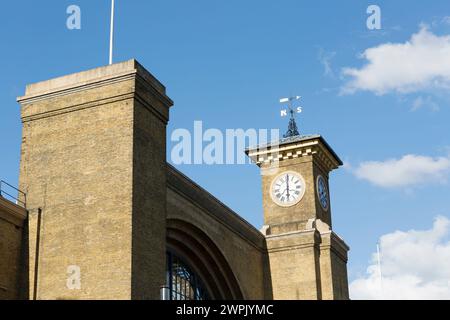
[109,0,115,65]
[376,243,384,298]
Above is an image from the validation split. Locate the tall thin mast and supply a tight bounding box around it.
[109,0,115,65]
[377,243,384,298]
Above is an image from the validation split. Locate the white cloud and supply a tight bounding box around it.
[341,27,450,95]
[351,216,450,300]
[354,154,450,188]
[443,16,450,25]
[318,49,336,78]
[411,96,439,112]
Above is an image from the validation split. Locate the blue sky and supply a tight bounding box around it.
[1,1,450,298]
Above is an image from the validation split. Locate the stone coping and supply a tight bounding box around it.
[17,59,171,104]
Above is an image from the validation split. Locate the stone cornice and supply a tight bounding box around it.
[17,72,137,104]
[265,228,321,253]
[246,135,342,173]
[21,92,135,123]
[320,231,350,261]
[17,59,173,122]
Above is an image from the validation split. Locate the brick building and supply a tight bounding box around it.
[0,60,349,300]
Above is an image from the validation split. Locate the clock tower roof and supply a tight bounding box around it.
[245,134,343,172]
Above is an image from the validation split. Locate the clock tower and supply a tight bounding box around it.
[246,111,349,300]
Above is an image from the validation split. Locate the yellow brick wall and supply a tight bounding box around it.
[0,197,27,300]
[18,60,171,300]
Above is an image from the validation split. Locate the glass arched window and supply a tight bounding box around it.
[163,251,209,300]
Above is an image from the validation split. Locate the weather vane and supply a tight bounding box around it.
[279,95,303,138]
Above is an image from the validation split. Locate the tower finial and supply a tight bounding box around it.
[279,96,302,138]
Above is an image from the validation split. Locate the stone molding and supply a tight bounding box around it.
[18,59,173,123]
[246,135,342,173]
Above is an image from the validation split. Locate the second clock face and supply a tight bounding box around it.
[270,171,306,207]
[317,175,329,211]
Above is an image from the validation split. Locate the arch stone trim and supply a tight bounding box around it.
[166,219,244,300]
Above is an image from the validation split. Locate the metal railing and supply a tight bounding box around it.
[0,180,26,208]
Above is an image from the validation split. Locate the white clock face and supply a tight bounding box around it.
[270,171,306,207]
[316,175,329,211]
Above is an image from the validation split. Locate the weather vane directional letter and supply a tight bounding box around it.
[279,96,302,138]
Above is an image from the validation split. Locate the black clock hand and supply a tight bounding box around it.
[286,174,290,198]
